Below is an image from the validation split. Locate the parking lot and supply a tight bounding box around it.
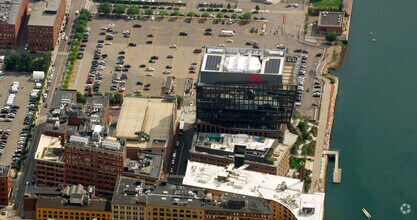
[70,16,286,96]
[0,73,34,166]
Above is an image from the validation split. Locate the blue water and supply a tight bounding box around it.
[324,0,417,219]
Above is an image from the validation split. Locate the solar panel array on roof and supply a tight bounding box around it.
[264,59,281,74]
[205,55,222,71]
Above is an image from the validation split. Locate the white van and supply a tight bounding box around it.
[220,30,234,36]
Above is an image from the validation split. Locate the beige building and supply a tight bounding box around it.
[115,97,176,171]
[35,135,65,187]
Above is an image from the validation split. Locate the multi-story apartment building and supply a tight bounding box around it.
[27,0,66,51]
[111,176,272,220]
[189,133,290,176]
[0,0,28,49]
[0,165,11,206]
[196,47,297,140]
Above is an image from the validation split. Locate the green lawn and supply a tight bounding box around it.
[311,0,342,7]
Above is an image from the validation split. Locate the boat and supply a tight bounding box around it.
[372,39,376,42]
[362,208,372,219]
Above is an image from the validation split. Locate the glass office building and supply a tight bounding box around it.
[196,47,297,139]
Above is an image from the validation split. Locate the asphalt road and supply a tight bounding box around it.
[167,123,194,185]
[14,0,86,217]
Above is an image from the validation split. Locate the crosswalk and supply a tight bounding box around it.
[57,52,68,55]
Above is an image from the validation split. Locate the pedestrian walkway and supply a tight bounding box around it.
[310,46,339,192]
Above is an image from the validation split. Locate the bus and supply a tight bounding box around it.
[179,120,185,135]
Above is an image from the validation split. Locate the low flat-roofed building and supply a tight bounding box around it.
[116,97,176,169]
[0,165,11,206]
[183,161,325,220]
[317,11,344,35]
[123,153,164,185]
[0,0,28,49]
[197,47,297,140]
[190,133,290,176]
[35,135,65,187]
[23,184,94,219]
[35,184,111,220]
[27,0,66,51]
[112,176,272,220]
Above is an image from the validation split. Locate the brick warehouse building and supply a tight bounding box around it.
[27,0,66,51]
[0,0,28,49]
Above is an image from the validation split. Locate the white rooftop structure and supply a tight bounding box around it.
[201,47,286,75]
[194,133,275,153]
[183,161,324,220]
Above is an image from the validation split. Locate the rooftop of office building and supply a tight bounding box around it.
[0,0,25,25]
[34,135,64,163]
[28,0,63,27]
[318,11,344,27]
[124,153,163,179]
[182,161,325,220]
[194,133,276,153]
[112,176,271,214]
[115,97,175,149]
[201,47,285,75]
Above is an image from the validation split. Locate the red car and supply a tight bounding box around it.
[144,84,151,87]
[1,134,8,137]
[80,44,87,47]
[189,70,196,74]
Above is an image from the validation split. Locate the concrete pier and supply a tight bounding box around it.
[323,150,342,183]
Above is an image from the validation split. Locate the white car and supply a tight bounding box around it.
[169,44,177,48]
[105,42,112,45]
[146,72,154,76]
[218,44,225,47]
[145,67,154,72]
[163,69,172,74]
[190,101,194,106]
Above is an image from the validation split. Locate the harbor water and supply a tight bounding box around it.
[324,0,417,219]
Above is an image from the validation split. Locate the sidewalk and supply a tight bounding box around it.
[310,46,339,193]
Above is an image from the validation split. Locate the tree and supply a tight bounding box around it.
[176,95,183,107]
[18,55,31,72]
[201,12,210,18]
[76,92,87,103]
[227,3,231,9]
[242,12,252,20]
[135,131,150,142]
[74,32,83,40]
[127,6,139,15]
[79,9,91,18]
[113,93,124,104]
[231,13,238,19]
[325,32,337,42]
[216,12,224,19]
[255,4,260,11]
[187,11,196,17]
[4,52,21,71]
[144,8,153,16]
[113,5,126,15]
[159,10,168,16]
[97,2,112,14]
[173,11,181,16]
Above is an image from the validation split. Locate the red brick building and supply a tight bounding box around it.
[27,0,66,51]
[317,11,344,35]
[0,0,28,49]
[64,140,125,195]
[0,166,11,206]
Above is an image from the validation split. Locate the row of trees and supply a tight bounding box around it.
[74,9,92,40]
[97,2,253,20]
[4,51,52,72]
